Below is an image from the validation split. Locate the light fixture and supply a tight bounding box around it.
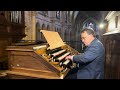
[99,23,104,29]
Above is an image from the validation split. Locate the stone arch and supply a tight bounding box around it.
[47,24,50,30]
[36,22,41,42]
[82,18,96,28]
[41,23,46,42]
[42,23,46,30]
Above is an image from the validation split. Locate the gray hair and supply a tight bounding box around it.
[81,27,96,37]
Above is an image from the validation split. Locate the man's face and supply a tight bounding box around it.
[81,31,93,46]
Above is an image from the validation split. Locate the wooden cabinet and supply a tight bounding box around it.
[103,33,120,79]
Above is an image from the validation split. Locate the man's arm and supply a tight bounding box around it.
[73,45,100,64]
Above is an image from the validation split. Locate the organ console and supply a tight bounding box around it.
[6,30,79,79]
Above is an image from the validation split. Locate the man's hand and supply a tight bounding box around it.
[65,55,73,60]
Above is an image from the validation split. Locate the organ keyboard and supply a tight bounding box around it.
[6,30,79,79]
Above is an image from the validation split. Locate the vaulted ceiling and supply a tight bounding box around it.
[70,11,109,23]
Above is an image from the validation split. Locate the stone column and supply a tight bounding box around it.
[31,11,37,41]
[49,11,56,31]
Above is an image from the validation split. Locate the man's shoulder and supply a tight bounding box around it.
[90,39,103,48]
[93,39,103,45]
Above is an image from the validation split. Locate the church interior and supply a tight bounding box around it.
[0,11,119,79]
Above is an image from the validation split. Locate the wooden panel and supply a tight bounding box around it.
[9,51,51,71]
[6,67,59,79]
[0,11,25,68]
[103,33,120,79]
[6,43,78,79]
[6,45,63,79]
[41,30,65,50]
[7,72,59,79]
[7,74,39,79]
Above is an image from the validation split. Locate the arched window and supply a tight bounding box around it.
[88,22,94,29]
[10,11,22,23]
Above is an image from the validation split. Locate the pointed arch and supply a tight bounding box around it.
[36,22,41,42]
[42,23,46,30]
[41,23,46,42]
[82,17,98,28]
[47,24,50,30]
[82,17,100,39]
[74,11,79,20]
